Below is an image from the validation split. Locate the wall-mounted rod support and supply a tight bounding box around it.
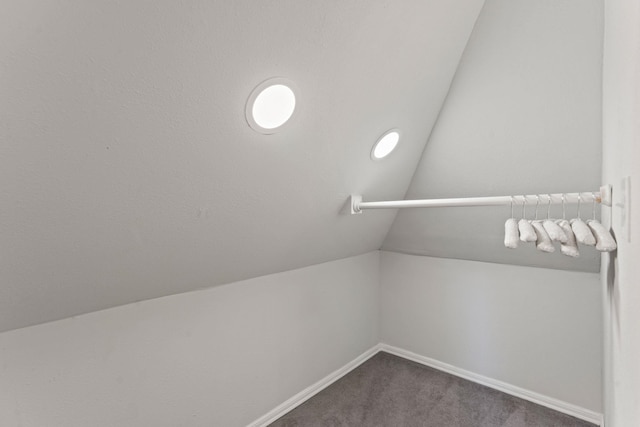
[349,185,612,214]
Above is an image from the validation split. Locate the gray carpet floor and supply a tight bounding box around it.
[269,352,597,427]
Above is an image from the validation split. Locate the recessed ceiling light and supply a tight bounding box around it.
[371,129,400,160]
[246,78,297,134]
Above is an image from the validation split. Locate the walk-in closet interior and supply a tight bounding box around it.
[1,0,638,426]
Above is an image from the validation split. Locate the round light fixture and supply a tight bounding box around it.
[371,129,400,160]
[246,78,297,134]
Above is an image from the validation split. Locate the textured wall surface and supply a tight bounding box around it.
[379,251,602,412]
[383,0,604,273]
[0,0,484,331]
[0,252,379,427]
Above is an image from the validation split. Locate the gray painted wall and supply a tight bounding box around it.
[0,249,605,425]
[602,0,640,425]
[379,251,602,412]
[0,253,379,427]
[0,1,618,424]
[383,0,604,273]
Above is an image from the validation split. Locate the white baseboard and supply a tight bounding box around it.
[379,344,603,426]
[247,344,382,427]
[249,343,603,427]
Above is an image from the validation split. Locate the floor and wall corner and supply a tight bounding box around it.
[1,0,638,426]
[0,252,605,427]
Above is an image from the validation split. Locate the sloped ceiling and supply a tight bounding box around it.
[0,1,485,331]
[382,0,604,272]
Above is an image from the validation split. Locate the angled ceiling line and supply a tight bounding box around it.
[376,0,488,248]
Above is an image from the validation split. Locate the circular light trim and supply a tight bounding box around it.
[372,129,400,160]
[246,78,297,134]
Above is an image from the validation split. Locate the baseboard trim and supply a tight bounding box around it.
[247,344,381,427]
[379,344,604,426]
[249,343,603,427]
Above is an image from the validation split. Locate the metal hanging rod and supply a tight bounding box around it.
[348,185,612,214]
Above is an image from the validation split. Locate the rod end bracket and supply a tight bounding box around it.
[348,195,362,215]
[600,184,613,207]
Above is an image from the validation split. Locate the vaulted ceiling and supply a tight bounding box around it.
[382,0,604,272]
[1,0,605,333]
[1,0,485,332]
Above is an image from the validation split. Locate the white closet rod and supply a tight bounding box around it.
[349,185,612,214]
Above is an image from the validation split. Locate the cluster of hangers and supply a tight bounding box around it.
[504,193,616,256]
